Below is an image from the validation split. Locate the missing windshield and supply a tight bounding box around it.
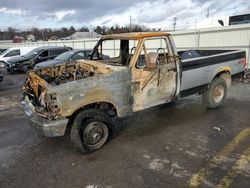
[90,39,137,66]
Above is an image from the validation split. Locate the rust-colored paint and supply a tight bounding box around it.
[103,32,170,40]
[25,72,50,97]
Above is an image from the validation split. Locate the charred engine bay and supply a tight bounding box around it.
[35,63,95,85]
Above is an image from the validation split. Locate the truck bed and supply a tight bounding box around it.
[179,50,246,97]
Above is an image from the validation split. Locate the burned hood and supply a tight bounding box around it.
[74,59,118,74]
[23,60,131,119]
[29,60,119,87]
[23,59,129,101]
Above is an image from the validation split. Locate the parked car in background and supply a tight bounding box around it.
[0,47,35,64]
[0,55,4,83]
[5,46,72,73]
[0,70,3,82]
[34,49,110,69]
[34,49,91,69]
[0,48,7,55]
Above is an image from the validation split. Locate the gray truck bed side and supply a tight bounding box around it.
[179,50,246,97]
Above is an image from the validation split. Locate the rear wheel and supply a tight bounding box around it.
[70,109,111,154]
[202,77,227,109]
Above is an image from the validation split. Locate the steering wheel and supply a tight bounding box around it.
[156,48,168,64]
[126,47,136,66]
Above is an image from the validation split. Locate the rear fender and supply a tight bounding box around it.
[219,73,231,89]
[211,66,231,89]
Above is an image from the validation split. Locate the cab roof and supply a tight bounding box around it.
[102,32,170,40]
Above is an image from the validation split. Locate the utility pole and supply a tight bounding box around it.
[89,25,93,37]
[129,15,132,32]
[206,8,210,18]
[173,17,177,31]
[42,29,44,41]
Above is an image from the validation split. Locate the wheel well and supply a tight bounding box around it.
[0,61,6,66]
[215,70,230,78]
[66,102,118,131]
[70,102,117,121]
[214,71,231,88]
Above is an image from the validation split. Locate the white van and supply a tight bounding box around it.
[0,47,36,64]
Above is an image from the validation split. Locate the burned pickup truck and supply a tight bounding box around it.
[21,32,247,154]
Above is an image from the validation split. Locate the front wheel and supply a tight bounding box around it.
[70,109,111,154]
[7,69,14,74]
[202,77,227,109]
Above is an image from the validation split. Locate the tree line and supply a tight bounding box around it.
[0,24,154,41]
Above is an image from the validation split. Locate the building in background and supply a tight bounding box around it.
[12,35,25,43]
[185,13,250,30]
[26,34,36,42]
[61,31,100,40]
[229,13,250,25]
[49,36,58,41]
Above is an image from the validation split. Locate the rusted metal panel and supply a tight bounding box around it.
[103,32,170,40]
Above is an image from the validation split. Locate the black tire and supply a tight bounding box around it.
[7,69,14,74]
[202,77,227,109]
[70,109,111,154]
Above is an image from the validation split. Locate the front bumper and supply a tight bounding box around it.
[21,97,69,137]
[5,63,19,72]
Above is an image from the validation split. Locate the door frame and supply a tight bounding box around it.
[129,36,179,112]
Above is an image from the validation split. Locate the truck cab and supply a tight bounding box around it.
[88,32,181,112]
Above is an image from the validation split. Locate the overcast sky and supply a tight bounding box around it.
[0,0,249,30]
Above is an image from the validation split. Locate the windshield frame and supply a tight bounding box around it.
[89,38,139,67]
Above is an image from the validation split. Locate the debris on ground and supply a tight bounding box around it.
[171,162,183,169]
[148,159,164,171]
[234,71,250,83]
[185,150,198,157]
[169,167,174,174]
[143,154,151,159]
[174,173,183,178]
[213,127,221,132]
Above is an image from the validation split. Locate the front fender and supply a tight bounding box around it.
[53,69,132,118]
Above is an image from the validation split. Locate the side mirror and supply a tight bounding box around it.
[218,20,224,26]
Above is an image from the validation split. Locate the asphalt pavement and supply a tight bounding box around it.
[0,70,249,188]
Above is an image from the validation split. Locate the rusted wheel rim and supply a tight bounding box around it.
[213,85,224,103]
[83,121,108,147]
